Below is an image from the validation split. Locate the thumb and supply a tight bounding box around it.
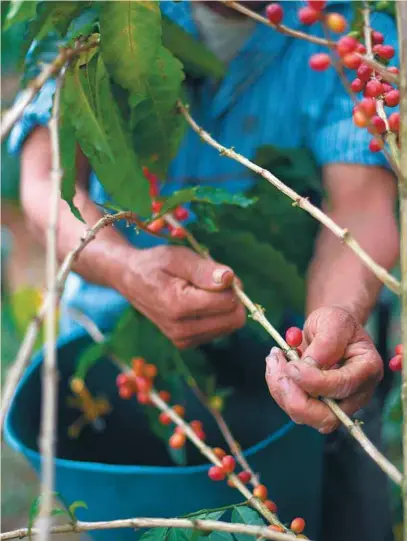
[173,248,235,291]
[302,307,357,368]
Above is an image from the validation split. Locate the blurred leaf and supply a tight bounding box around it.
[131,46,185,176]
[68,500,88,522]
[141,527,169,541]
[100,0,161,95]
[27,493,66,539]
[161,187,256,216]
[3,0,37,30]
[231,506,265,541]
[162,16,225,80]
[9,287,50,351]
[76,342,107,380]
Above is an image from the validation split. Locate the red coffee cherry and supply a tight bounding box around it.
[158,390,171,403]
[389,113,400,132]
[266,3,284,25]
[208,466,226,481]
[384,89,400,107]
[365,80,384,98]
[350,78,365,93]
[190,420,206,440]
[353,110,369,128]
[387,66,399,75]
[151,200,163,214]
[135,376,152,393]
[237,471,252,484]
[264,500,278,513]
[144,363,157,379]
[173,404,186,418]
[342,53,361,70]
[382,82,393,93]
[119,386,133,399]
[357,63,372,82]
[370,115,386,134]
[307,0,326,10]
[285,327,303,348]
[132,357,145,376]
[290,518,306,534]
[253,484,268,501]
[369,138,384,153]
[376,45,395,59]
[298,6,320,25]
[395,344,404,356]
[269,525,284,533]
[326,12,347,33]
[213,447,227,460]
[359,97,376,117]
[116,373,128,388]
[171,227,187,239]
[309,53,330,71]
[169,432,186,449]
[159,412,172,425]
[148,218,166,233]
[174,206,189,221]
[222,455,236,474]
[389,354,403,372]
[336,36,357,57]
[356,43,367,54]
[372,30,384,45]
[137,392,152,405]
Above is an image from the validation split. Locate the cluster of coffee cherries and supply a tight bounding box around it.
[389,344,404,372]
[265,1,399,155]
[143,167,189,239]
[266,1,346,34]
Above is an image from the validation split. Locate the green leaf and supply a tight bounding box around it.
[162,16,225,80]
[168,510,227,541]
[100,0,161,95]
[231,506,265,541]
[68,500,88,521]
[4,0,37,30]
[140,527,169,541]
[59,99,83,221]
[27,1,91,43]
[160,187,256,216]
[131,46,185,176]
[75,342,107,380]
[28,493,63,539]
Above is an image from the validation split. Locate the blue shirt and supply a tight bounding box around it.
[9,0,398,334]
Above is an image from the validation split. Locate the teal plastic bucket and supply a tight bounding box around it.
[5,330,324,540]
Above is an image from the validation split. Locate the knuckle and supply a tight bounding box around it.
[233,306,246,329]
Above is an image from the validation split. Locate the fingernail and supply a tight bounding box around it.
[265,348,280,374]
[212,268,230,285]
[287,363,301,382]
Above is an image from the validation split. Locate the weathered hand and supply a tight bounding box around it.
[118,245,245,349]
[265,307,383,433]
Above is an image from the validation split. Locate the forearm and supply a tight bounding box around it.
[307,208,399,324]
[21,127,133,289]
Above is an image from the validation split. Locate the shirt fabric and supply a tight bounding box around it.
[8,0,398,335]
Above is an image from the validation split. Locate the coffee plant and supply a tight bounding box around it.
[1,1,407,541]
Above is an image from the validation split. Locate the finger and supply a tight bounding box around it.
[302,307,358,368]
[171,304,246,347]
[285,354,381,399]
[265,348,337,430]
[166,247,235,291]
[168,279,240,319]
[317,390,374,434]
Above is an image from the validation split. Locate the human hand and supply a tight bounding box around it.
[117,245,246,349]
[265,307,383,433]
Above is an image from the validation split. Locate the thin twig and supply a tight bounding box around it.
[0,516,304,541]
[37,66,66,541]
[358,54,399,86]
[395,3,407,537]
[177,101,401,296]
[0,40,99,142]
[166,208,403,486]
[0,211,137,435]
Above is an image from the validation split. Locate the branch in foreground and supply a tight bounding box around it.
[0,516,303,541]
[37,65,66,541]
[0,211,136,435]
[166,211,403,487]
[395,3,407,539]
[0,39,98,143]
[177,101,401,296]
